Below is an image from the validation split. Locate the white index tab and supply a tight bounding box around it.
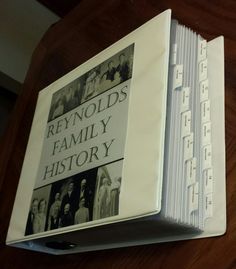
[173,64,183,89]
[201,100,211,123]
[189,182,199,213]
[204,193,213,219]
[180,87,190,112]
[200,79,209,102]
[199,59,208,82]
[203,168,213,194]
[184,133,194,161]
[202,122,211,146]
[186,157,197,186]
[202,145,212,170]
[198,39,207,62]
[181,110,191,137]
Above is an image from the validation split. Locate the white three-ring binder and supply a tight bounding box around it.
[6,10,226,254]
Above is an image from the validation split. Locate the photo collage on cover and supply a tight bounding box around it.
[48,43,134,122]
[25,43,135,236]
[25,159,123,235]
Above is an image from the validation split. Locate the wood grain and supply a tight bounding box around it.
[0,0,235,268]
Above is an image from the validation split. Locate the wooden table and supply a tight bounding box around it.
[1,0,236,268]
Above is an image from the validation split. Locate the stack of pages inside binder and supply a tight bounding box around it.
[162,20,213,230]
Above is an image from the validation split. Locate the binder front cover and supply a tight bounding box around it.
[7,10,171,246]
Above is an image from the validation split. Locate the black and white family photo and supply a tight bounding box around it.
[93,162,122,220]
[25,185,51,235]
[48,44,134,122]
[25,160,123,235]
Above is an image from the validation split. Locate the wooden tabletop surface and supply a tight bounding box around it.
[0,0,236,268]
